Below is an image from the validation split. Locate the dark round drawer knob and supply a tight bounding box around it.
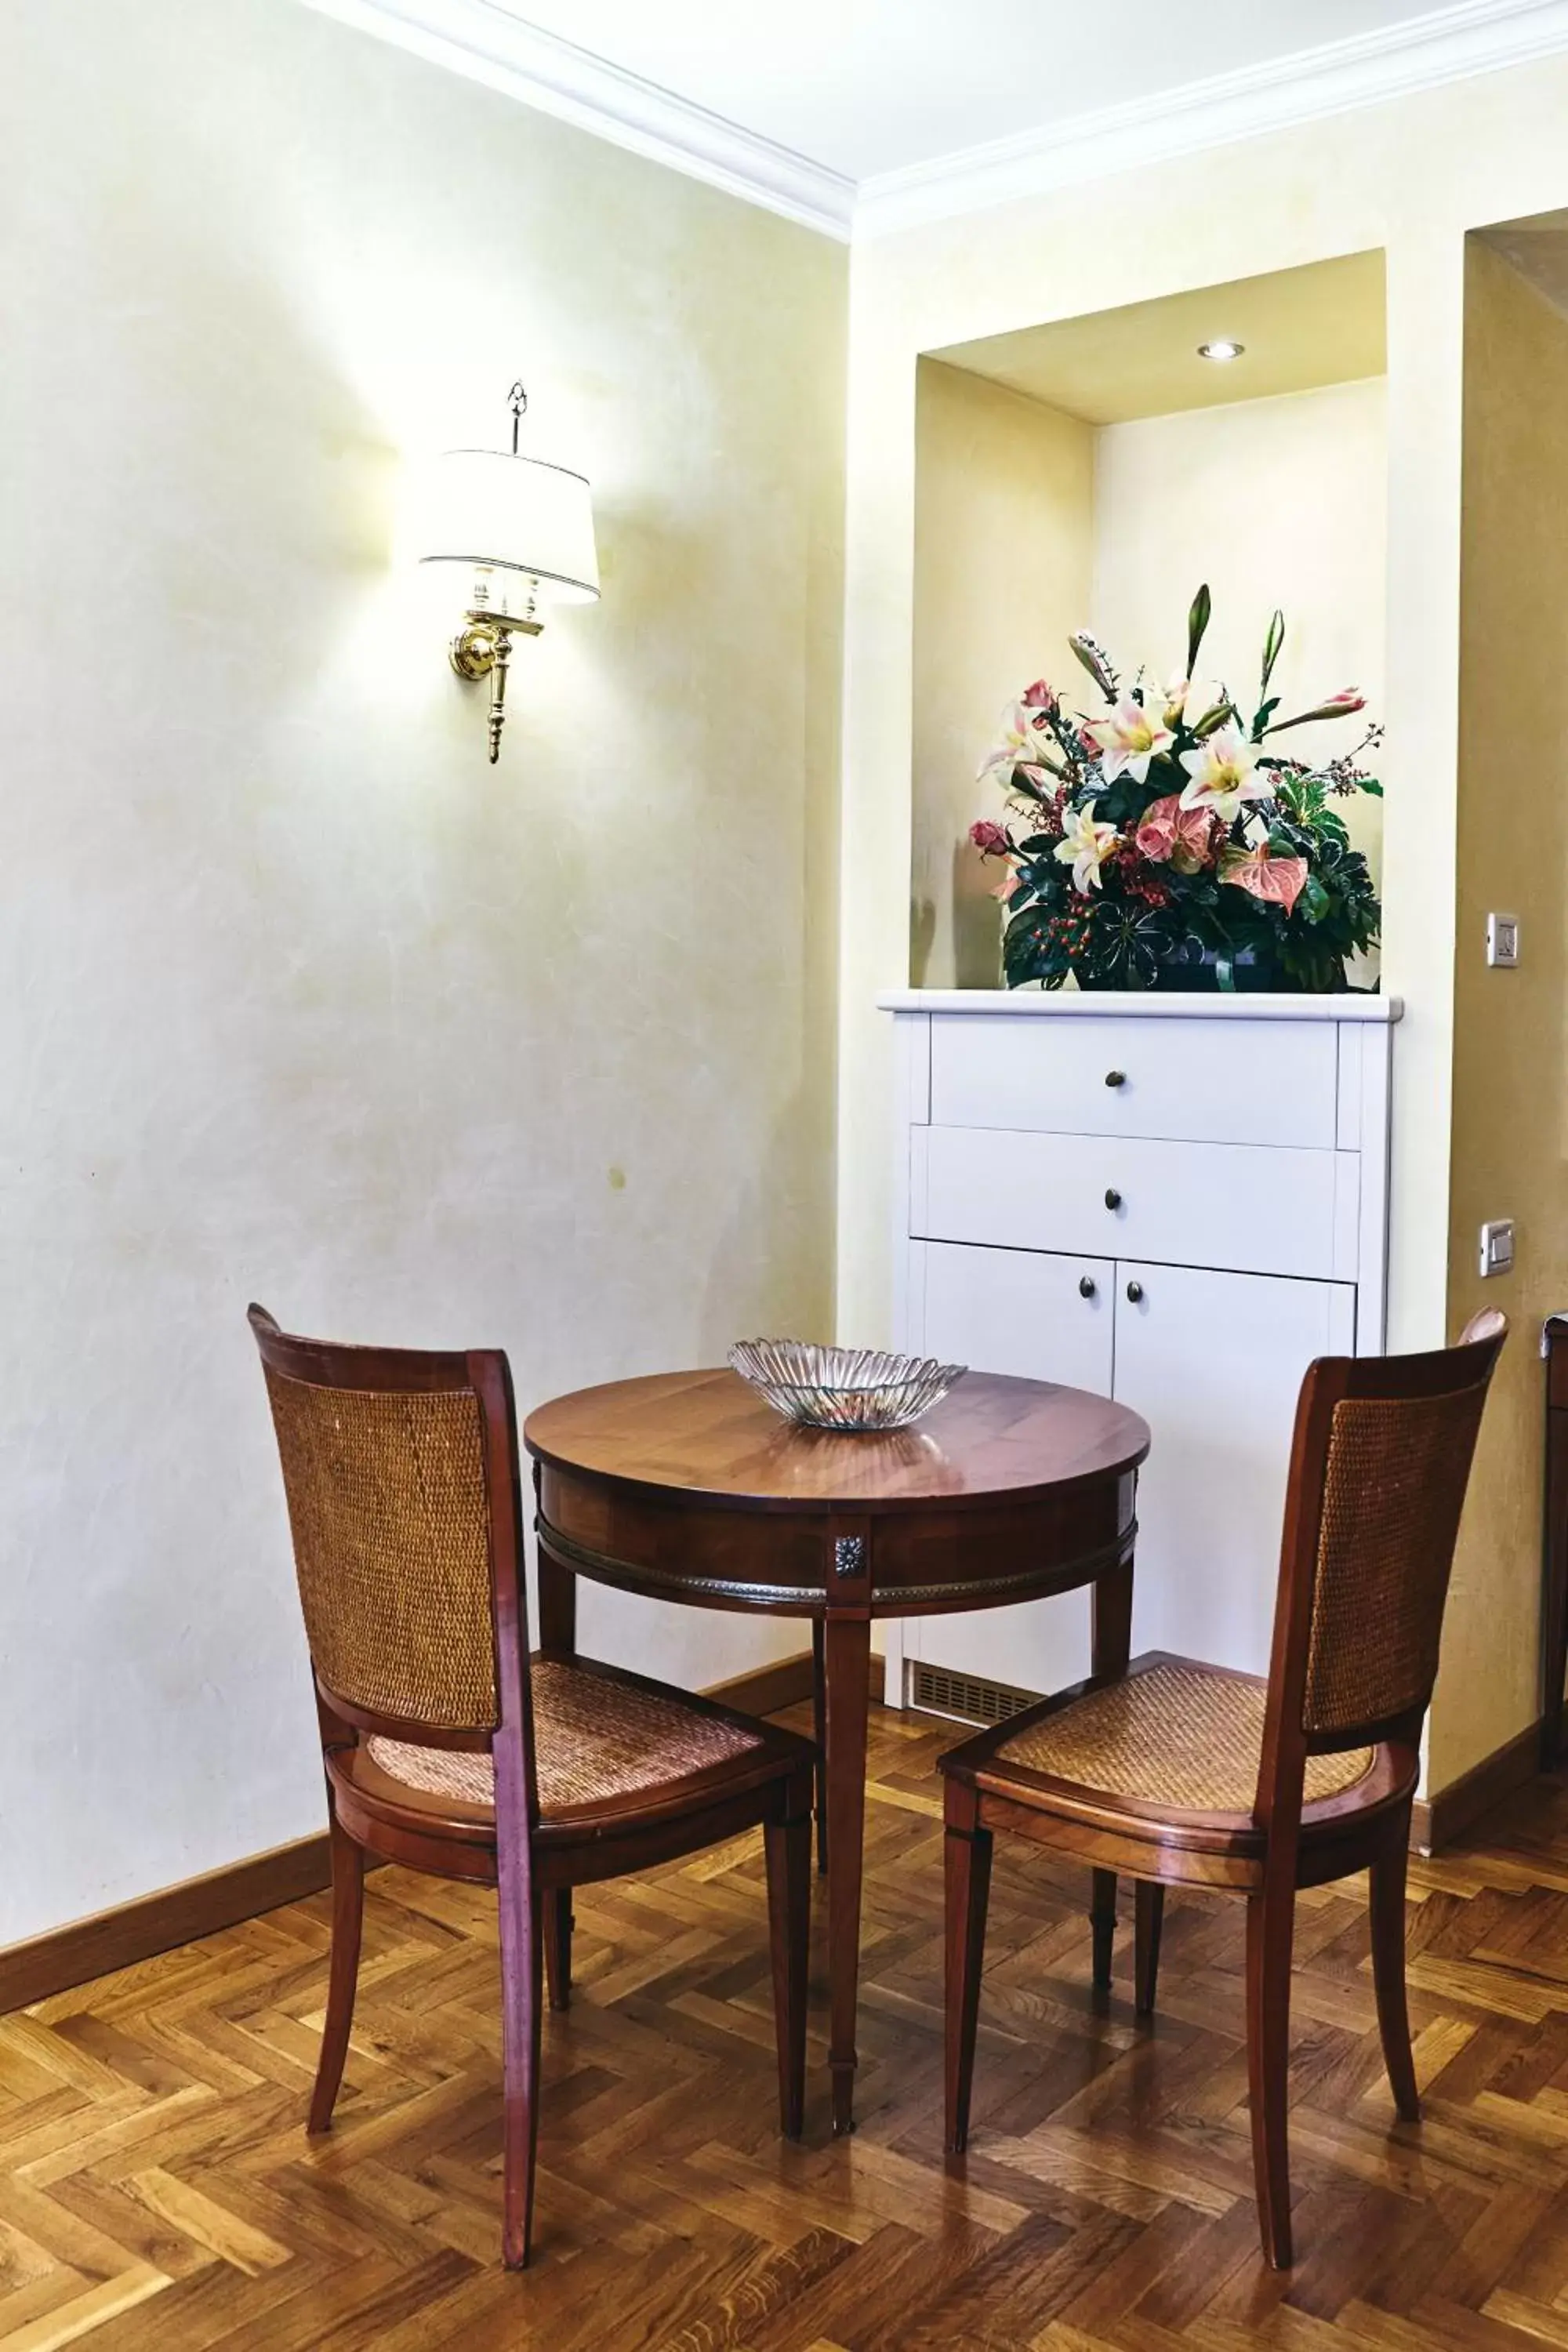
[1078,1275,1097,1299]
[1104,1187,1123,1210]
[1105,1069,1126,1089]
[1126,1279,1145,1304]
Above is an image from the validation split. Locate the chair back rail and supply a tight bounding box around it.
[1256,1308,1507,1840]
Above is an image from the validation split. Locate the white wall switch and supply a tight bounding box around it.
[1479,1218,1515,1277]
[1486,912,1520,967]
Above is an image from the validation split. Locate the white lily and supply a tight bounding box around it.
[1153,672,1227,731]
[978,700,1052,782]
[1083,692,1172,784]
[1178,723,1268,822]
[1054,801,1120,894]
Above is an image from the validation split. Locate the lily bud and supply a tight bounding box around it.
[1260,608,1285,695]
[1189,699,1236,737]
[1265,691,1367,735]
[1068,630,1119,701]
[1186,583,1212,675]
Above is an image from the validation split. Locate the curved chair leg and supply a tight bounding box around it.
[765,1773,812,2139]
[543,1891,573,2013]
[1370,1819,1421,2122]
[309,1813,365,2134]
[1090,1869,1117,1994]
[496,1851,542,2269]
[944,1798,993,2154]
[1245,1883,1297,2269]
[1134,1881,1164,2019]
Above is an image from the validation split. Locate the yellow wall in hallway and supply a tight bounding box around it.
[1439,237,1568,1788]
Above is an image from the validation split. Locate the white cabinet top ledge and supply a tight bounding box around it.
[878,988,1403,1023]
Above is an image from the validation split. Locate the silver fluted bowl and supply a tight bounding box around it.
[728,1339,966,1432]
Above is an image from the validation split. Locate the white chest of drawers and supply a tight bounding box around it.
[879,990,1401,1711]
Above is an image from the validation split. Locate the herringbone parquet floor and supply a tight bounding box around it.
[5,1701,1568,2350]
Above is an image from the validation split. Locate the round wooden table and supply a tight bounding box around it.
[522,1367,1149,2132]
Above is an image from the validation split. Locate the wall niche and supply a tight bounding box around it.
[911,250,1388,989]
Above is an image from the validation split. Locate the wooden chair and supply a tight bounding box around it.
[248,1306,816,2269]
[938,1310,1507,2269]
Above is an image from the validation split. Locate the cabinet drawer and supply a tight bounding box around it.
[928,1013,1340,1149]
[913,1125,1359,1283]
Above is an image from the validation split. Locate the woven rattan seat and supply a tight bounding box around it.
[359,1657,764,1819]
[993,1660,1374,1817]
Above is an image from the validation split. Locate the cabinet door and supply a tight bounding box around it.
[1113,1262,1356,1675]
[902,1241,1113,1697]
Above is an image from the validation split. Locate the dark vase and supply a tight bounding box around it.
[1147,940,1294,994]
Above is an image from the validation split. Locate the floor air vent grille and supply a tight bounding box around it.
[906,1662,1042,1727]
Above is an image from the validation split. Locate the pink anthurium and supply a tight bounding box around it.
[1134,793,1215,875]
[1219,842,1309,914]
[1083,693,1174,784]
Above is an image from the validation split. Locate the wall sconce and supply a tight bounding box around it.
[417,383,598,764]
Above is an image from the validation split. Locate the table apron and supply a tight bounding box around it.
[534,1467,1138,1618]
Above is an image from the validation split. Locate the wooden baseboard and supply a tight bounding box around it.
[705,1648,885,1717]
[0,1833,338,2016]
[0,1646,884,2016]
[1410,1716,1544,1856]
[703,1650,816,1717]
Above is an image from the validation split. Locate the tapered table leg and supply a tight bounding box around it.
[822,1609,872,2136]
[1091,1553,1134,1681]
[535,1466,578,1663]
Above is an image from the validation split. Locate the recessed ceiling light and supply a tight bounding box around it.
[1197,339,1246,362]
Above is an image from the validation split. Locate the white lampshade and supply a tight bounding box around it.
[417,448,599,605]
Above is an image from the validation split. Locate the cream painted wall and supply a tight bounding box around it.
[0,0,844,1944]
[1092,379,1387,888]
[1439,238,1568,1787]
[911,361,1091,990]
[837,54,1568,1794]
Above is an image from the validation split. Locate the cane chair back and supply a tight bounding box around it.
[248,1307,522,1754]
[1260,1308,1506,1809]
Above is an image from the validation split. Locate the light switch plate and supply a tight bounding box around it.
[1487,912,1520,967]
[1479,1219,1515,1277]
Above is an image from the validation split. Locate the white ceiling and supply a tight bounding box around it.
[305,0,1568,235]
[496,0,1448,182]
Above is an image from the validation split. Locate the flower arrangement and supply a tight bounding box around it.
[971,586,1383,993]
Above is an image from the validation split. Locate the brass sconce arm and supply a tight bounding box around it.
[448,608,543,765]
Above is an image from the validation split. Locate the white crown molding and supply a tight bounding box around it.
[855,0,1568,239]
[296,0,1568,246]
[296,0,855,238]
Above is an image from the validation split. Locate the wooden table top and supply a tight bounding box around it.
[523,1367,1149,1517]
